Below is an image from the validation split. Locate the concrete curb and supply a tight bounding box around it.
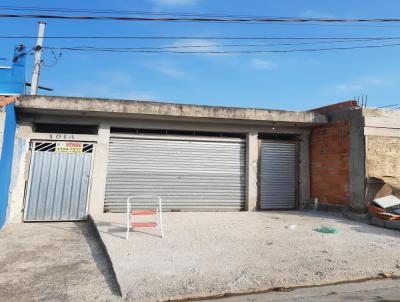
[87,215,123,297]
[174,276,400,302]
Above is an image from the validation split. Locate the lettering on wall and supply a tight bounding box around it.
[49,133,75,140]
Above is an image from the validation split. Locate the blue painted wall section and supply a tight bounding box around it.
[0,102,17,229]
[0,45,26,229]
[0,45,26,95]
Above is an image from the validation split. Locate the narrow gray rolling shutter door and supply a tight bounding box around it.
[260,141,297,209]
[105,136,245,211]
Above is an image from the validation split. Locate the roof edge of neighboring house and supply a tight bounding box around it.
[0,95,19,107]
[310,100,359,114]
[15,94,328,125]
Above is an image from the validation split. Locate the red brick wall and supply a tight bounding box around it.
[312,100,358,114]
[310,120,351,205]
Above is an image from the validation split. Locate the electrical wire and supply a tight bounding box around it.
[0,5,289,19]
[42,39,396,51]
[3,13,400,23]
[44,42,400,54]
[42,49,62,67]
[2,35,400,40]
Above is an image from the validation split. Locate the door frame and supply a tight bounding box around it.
[257,139,299,211]
[23,140,96,222]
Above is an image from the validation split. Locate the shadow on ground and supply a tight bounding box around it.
[0,221,121,302]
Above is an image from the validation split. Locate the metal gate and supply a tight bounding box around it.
[259,141,297,209]
[24,141,94,221]
[105,135,246,212]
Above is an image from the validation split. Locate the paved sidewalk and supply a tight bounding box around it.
[0,222,120,302]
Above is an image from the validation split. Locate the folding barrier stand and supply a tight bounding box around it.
[126,195,165,240]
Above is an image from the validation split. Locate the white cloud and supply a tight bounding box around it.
[149,0,199,7]
[335,76,391,92]
[119,90,157,100]
[168,39,221,52]
[144,61,187,78]
[68,69,157,100]
[100,70,134,86]
[250,58,278,70]
[359,76,388,85]
[70,83,156,101]
[164,39,232,58]
[336,84,363,92]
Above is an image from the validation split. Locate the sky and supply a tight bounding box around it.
[1,0,400,110]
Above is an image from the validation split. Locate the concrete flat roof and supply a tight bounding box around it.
[16,95,328,126]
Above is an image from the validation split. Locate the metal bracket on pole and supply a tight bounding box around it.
[30,21,46,95]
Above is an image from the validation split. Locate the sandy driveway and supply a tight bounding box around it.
[94,211,400,301]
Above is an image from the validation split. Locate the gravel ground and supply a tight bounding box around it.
[0,222,120,302]
[94,211,400,302]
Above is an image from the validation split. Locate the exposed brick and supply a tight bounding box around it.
[311,101,358,114]
[310,119,351,206]
[0,95,18,107]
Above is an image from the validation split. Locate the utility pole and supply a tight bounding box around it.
[30,21,46,95]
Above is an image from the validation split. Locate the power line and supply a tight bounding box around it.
[44,42,400,54]
[48,39,400,51]
[0,5,289,19]
[2,35,400,40]
[377,104,398,108]
[3,13,400,23]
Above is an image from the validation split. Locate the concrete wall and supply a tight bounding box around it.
[17,95,327,125]
[246,131,259,211]
[366,136,400,179]
[7,111,312,222]
[363,109,400,206]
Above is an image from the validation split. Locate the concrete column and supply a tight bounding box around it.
[349,111,366,213]
[88,124,110,217]
[8,123,32,223]
[299,132,311,208]
[245,131,259,211]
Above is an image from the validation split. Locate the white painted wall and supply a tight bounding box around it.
[0,110,5,158]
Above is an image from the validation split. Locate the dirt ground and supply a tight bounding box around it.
[1,212,400,302]
[0,222,120,302]
[94,211,400,302]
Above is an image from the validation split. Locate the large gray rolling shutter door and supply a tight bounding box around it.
[105,136,246,212]
[260,141,297,209]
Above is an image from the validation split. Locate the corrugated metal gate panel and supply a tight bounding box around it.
[105,136,246,211]
[260,141,297,209]
[25,142,93,221]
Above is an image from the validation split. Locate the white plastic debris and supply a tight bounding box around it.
[373,195,400,209]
